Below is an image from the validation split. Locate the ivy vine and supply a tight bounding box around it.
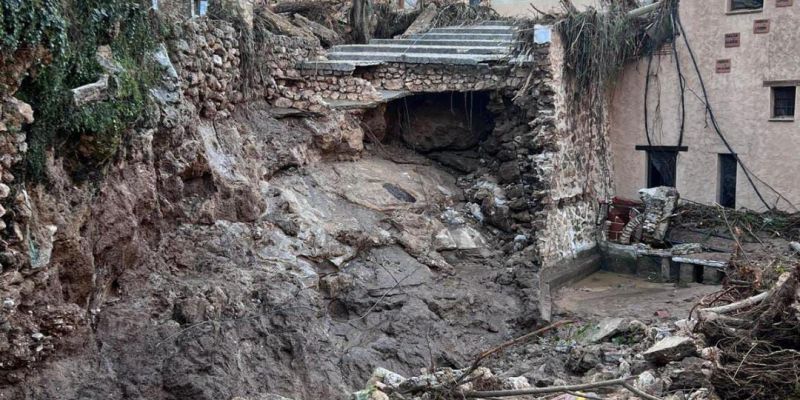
[4,0,161,181]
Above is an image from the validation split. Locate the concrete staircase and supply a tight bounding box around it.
[300,21,519,72]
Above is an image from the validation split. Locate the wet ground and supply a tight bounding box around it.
[553,271,719,322]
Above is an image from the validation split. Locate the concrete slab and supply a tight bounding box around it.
[431,27,515,34]
[323,90,410,110]
[330,44,510,55]
[297,60,384,72]
[370,38,515,46]
[407,33,514,41]
[327,52,507,65]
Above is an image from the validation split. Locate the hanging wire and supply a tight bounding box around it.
[674,5,772,210]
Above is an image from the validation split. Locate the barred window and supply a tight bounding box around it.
[772,87,796,118]
[730,0,763,11]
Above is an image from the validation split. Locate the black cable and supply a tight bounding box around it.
[643,54,654,146]
[670,6,686,148]
[674,6,771,210]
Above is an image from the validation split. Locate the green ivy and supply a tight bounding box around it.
[1,0,67,59]
[12,0,160,182]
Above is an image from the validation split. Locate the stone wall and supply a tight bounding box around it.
[283,70,382,106]
[531,34,616,319]
[358,62,527,93]
[168,19,244,119]
[167,18,379,113]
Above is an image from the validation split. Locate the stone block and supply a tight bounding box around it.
[678,263,695,286]
[703,266,723,285]
[643,336,696,364]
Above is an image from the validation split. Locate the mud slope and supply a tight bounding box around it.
[2,99,540,400]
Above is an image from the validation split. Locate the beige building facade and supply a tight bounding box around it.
[609,0,800,211]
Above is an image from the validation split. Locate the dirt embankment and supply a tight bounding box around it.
[0,51,546,400]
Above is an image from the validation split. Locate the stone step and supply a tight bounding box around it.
[326,52,507,65]
[407,32,514,41]
[370,38,516,47]
[430,26,516,35]
[330,44,510,55]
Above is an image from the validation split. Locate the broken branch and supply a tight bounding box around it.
[462,377,663,398]
[698,291,769,315]
[455,319,575,384]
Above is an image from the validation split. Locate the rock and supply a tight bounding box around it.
[497,161,521,184]
[367,367,406,390]
[667,357,711,390]
[467,202,484,223]
[273,97,293,108]
[643,336,696,364]
[4,97,34,124]
[567,345,603,373]
[427,151,481,173]
[585,317,628,343]
[635,370,665,397]
[440,208,465,226]
[434,226,487,251]
[72,75,110,106]
[152,44,179,79]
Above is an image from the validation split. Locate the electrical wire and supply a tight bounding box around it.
[643,54,654,146]
[674,5,772,210]
[669,5,687,147]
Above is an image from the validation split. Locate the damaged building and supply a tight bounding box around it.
[0,0,799,399]
[610,0,800,211]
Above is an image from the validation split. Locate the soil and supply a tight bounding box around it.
[553,271,719,322]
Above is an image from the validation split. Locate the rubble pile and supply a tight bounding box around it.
[349,315,721,400]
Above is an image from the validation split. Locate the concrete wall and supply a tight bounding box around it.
[492,0,601,17]
[609,0,800,211]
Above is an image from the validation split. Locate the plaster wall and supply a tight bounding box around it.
[609,0,800,211]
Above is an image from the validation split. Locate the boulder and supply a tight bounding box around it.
[643,336,696,364]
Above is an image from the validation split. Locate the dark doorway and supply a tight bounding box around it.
[718,154,737,208]
[646,150,677,188]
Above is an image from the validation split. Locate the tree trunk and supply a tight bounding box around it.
[350,0,374,44]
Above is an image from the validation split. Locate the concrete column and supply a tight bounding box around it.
[703,266,723,285]
[678,263,694,286]
[660,257,671,282]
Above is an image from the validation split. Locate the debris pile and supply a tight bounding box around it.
[694,256,800,399]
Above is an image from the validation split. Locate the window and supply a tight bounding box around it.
[647,151,677,188]
[772,86,796,119]
[718,154,737,208]
[729,0,764,11]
